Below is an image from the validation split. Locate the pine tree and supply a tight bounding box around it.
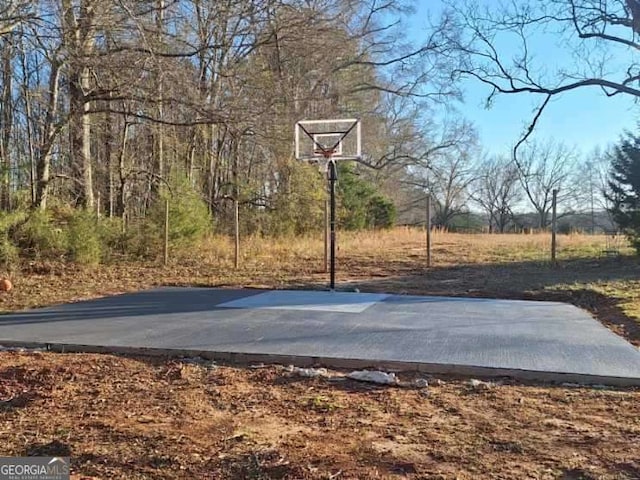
[607,132,640,253]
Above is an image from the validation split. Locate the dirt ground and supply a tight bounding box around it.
[1,351,639,479]
[1,231,639,478]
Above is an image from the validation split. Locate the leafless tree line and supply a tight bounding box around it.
[0,0,462,231]
[388,0,636,232]
[427,1,639,212]
[394,137,615,233]
[0,0,626,235]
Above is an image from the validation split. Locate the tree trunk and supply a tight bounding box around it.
[153,0,165,196]
[69,66,93,208]
[0,39,13,210]
[34,62,61,210]
[22,60,36,206]
[207,123,223,215]
[187,129,197,183]
[62,0,95,209]
[116,121,130,218]
[106,108,113,217]
[538,209,547,230]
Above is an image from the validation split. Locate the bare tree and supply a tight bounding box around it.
[472,156,521,232]
[0,0,476,244]
[378,115,478,225]
[405,124,479,230]
[0,35,14,209]
[577,146,619,231]
[438,0,640,153]
[515,140,578,229]
[62,0,102,208]
[430,152,475,228]
[22,14,65,211]
[0,0,32,36]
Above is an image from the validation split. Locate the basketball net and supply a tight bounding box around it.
[314,149,336,174]
[314,148,337,158]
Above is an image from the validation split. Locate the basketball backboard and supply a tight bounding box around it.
[295,118,361,161]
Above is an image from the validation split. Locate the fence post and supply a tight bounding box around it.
[551,189,558,263]
[163,197,169,266]
[426,195,432,268]
[234,198,240,269]
[323,197,329,273]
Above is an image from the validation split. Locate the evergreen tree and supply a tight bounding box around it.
[337,163,396,230]
[607,132,640,254]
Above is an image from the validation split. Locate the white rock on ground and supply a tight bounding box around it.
[180,356,217,369]
[290,366,329,378]
[469,379,493,389]
[347,370,398,385]
[412,378,429,388]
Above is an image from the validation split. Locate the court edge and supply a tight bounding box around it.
[1,340,639,388]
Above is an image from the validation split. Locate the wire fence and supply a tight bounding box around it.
[97,195,629,270]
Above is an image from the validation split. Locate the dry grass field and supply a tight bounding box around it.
[1,229,640,479]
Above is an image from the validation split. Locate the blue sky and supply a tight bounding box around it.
[405,2,638,157]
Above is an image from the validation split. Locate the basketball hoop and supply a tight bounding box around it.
[295,119,361,162]
[312,149,337,175]
[294,118,363,291]
[314,148,338,161]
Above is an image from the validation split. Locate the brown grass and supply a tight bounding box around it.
[191,228,626,268]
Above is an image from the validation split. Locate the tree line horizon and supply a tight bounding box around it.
[0,0,638,252]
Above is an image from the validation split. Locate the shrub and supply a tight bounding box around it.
[0,236,19,270]
[96,217,126,260]
[145,180,212,256]
[557,222,574,235]
[367,195,396,229]
[0,210,27,236]
[0,211,25,269]
[337,163,375,230]
[12,210,67,259]
[264,161,325,236]
[122,218,161,259]
[337,163,396,230]
[67,210,102,266]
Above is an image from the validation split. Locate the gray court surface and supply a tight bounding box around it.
[1,287,640,385]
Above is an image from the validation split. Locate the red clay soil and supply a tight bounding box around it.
[1,351,639,479]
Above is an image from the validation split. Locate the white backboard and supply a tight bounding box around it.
[295,118,361,161]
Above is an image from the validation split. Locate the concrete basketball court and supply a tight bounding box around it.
[1,287,640,385]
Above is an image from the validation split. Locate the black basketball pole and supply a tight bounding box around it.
[328,159,337,290]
